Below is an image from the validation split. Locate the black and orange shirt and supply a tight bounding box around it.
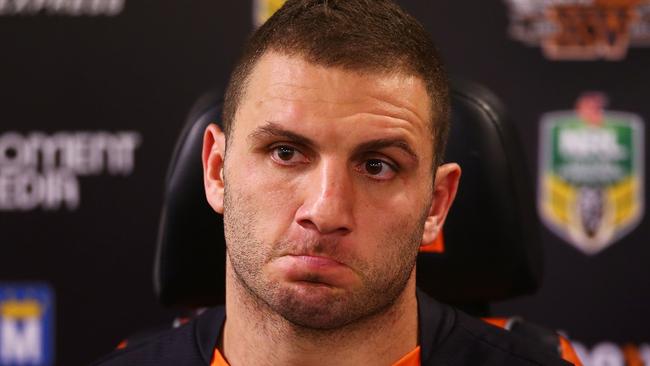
[211,346,420,366]
[94,290,571,366]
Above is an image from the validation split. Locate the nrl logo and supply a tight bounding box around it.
[504,0,650,60]
[538,93,645,255]
[253,0,287,28]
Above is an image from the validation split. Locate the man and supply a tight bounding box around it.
[96,1,571,365]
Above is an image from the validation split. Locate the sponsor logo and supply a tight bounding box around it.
[0,284,54,366]
[538,93,644,254]
[0,0,125,16]
[253,0,286,28]
[0,131,141,211]
[572,341,650,366]
[504,0,650,60]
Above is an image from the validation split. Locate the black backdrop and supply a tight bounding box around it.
[1,1,648,365]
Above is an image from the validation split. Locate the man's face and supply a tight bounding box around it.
[215,52,442,330]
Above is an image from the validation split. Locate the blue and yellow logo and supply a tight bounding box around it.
[0,285,53,366]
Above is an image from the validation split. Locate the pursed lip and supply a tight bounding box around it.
[272,253,355,286]
[286,254,344,267]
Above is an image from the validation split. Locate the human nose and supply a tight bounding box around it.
[295,159,354,236]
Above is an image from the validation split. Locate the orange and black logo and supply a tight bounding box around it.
[505,0,650,60]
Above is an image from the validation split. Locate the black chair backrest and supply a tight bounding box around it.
[154,79,542,311]
[416,79,542,311]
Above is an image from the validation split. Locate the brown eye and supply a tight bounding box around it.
[356,158,396,180]
[365,160,384,175]
[270,145,308,165]
[276,146,295,161]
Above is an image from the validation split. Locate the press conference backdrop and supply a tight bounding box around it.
[0,1,648,365]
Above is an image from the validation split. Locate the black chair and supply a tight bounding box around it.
[154,90,228,308]
[416,79,542,315]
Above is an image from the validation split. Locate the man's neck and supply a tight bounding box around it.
[220,267,419,366]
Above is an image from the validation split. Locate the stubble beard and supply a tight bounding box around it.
[223,183,428,332]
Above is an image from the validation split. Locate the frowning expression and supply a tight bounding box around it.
[209,51,446,329]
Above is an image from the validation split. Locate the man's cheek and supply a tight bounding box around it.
[357,187,413,221]
[362,195,425,245]
[251,165,303,208]
[239,164,302,235]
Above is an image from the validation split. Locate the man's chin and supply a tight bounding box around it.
[271,282,359,330]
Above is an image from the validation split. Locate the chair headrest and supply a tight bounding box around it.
[154,79,542,308]
[154,90,226,307]
[416,79,542,306]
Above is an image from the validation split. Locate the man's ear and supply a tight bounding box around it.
[421,163,461,245]
[202,123,227,214]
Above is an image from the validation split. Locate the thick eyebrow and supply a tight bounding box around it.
[247,121,419,163]
[353,138,419,164]
[247,121,316,148]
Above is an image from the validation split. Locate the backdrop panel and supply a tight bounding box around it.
[1,1,648,365]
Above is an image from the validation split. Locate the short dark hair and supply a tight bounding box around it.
[222,0,450,168]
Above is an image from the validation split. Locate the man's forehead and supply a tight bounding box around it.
[241,51,432,128]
